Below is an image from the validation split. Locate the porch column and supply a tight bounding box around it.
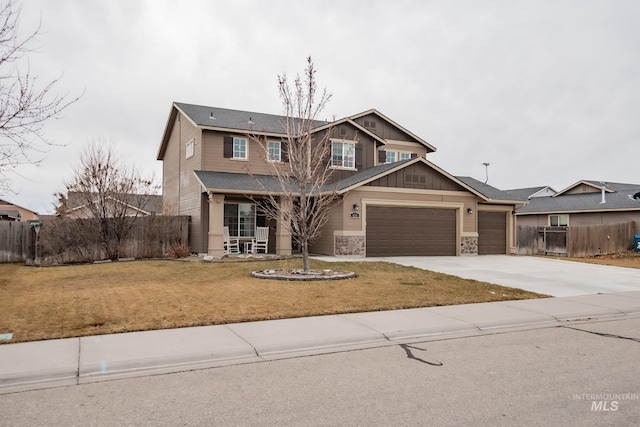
[207,193,225,257]
[275,197,292,256]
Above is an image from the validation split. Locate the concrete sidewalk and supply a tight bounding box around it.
[2,291,640,395]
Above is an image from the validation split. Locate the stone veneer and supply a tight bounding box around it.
[335,236,365,256]
[461,236,478,255]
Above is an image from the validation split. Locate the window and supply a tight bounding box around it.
[385,151,397,163]
[399,152,412,161]
[186,139,194,159]
[224,203,256,237]
[268,140,281,162]
[233,137,247,159]
[331,139,356,169]
[549,214,568,227]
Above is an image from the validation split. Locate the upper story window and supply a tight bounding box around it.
[186,139,195,159]
[399,152,412,161]
[233,137,247,160]
[549,214,568,227]
[385,151,397,163]
[268,140,281,162]
[331,139,356,169]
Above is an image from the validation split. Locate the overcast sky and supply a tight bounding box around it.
[6,0,640,214]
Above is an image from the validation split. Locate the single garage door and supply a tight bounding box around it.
[366,206,456,257]
[478,211,507,254]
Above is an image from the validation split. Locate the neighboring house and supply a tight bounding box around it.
[60,192,163,219]
[513,180,640,229]
[157,102,521,257]
[0,199,39,222]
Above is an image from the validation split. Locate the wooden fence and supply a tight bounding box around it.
[0,216,190,265]
[516,221,635,257]
[0,221,35,262]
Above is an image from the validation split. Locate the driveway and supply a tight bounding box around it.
[315,255,640,297]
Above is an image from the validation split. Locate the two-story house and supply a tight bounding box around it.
[157,102,521,257]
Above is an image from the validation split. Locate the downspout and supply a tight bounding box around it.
[178,113,182,212]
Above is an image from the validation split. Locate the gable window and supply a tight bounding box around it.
[385,151,397,163]
[233,137,247,159]
[224,203,256,237]
[399,152,412,161]
[186,139,195,159]
[549,214,568,227]
[331,139,356,169]
[268,140,281,162]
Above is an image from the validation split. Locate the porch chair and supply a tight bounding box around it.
[223,226,240,254]
[252,226,269,254]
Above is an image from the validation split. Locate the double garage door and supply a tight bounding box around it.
[365,206,508,256]
[366,206,457,257]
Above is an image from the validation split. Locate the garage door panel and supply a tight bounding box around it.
[366,206,456,257]
[478,211,507,255]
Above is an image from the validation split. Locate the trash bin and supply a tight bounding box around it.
[635,234,640,252]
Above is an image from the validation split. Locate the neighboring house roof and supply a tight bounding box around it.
[0,209,21,220]
[0,199,38,217]
[65,192,163,215]
[504,186,557,201]
[455,176,524,204]
[516,181,640,214]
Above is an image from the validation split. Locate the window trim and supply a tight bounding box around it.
[267,140,281,162]
[186,139,195,159]
[549,214,569,227]
[331,138,357,170]
[233,137,248,160]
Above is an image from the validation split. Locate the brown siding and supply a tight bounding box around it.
[366,163,467,192]
[564,184,601,195]
[518,211,640,229]
[308,202,344,255]
[353,113,416,142]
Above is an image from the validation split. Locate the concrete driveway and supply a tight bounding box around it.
[315,255,640,297]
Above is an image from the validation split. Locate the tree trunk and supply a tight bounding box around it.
[301,241,310,272]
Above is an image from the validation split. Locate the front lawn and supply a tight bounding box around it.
[0,258,547,343]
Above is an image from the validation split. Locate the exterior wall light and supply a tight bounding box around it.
[467,208,473,214]
[353,203,359,212]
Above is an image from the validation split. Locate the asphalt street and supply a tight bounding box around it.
[2,317,639,426]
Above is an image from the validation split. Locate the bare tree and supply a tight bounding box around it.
[252,57,344,272]
[58,140,159,260]
[0,0,81,194]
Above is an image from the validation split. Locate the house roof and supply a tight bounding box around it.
[455,176,524,204]
[504,186,556,201]
[174,102,329,135]
[0,199,38,216]
[516,181,640,214]
[195,158,519,205]
[194,171,290,194]
[66,192,163,215]
[158,103,437,160]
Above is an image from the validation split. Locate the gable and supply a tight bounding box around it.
[365,161,466,192]
[562,183,602,195]
[352,113,417,144]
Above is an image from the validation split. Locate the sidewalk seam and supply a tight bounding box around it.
[223,325,263,360]
[76,338,81,384]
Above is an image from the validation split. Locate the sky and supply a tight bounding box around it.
[5,0,640,214]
